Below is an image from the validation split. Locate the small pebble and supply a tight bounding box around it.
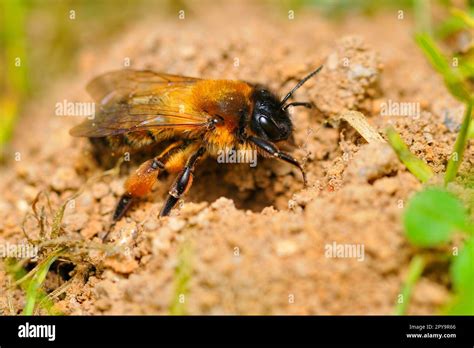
[100,196,116,215]
[50,167,80,191]
[81,219,103,239]
[63,212,89,231]
[92,182,110,199]
[167,217,186,232]
[144,219,159,232]
[104,256,139,274]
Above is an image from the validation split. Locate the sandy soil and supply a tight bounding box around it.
[1,1,472,315]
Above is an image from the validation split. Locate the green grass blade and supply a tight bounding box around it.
[458,59,474,80]
[386,127,434,183]
[0,100,18,157]
[22,250,62,315]
[415,33,471,103]
[450,7,474,28]
[435,15,468,38]
[445,101,473,184]
[415,33,451,72]
[413,0,431,34]
[395,255,426,315]
[169,241,192,315]
[469,122,474,140]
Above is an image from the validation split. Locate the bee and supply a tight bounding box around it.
[70,66,323,220]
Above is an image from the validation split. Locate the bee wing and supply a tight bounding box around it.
[70,70,209,137]
[86,70,201,106]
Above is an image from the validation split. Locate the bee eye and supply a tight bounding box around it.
[259,116,281,140]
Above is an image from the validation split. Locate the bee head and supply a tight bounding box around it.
[250,88,292,142]
[250,65,323,142]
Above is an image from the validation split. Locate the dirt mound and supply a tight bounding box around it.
[1,2,469,315]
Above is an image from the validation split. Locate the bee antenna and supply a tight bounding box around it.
[282,101,313,111]
[280,65,323,108]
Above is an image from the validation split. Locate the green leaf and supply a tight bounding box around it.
[445,292,474,315]
[404,188,469,247]
[451,238,474,293]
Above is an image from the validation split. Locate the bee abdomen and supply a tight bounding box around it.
[87,131,154,166]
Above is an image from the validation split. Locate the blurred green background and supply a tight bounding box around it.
[0,0,182,159]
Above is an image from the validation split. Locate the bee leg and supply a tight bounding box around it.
[112,141,191,222]
[247,135,307,186]
[113,157,165,221]
[113,194,134,221]
[159,147,206,217]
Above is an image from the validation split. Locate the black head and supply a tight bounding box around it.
[250,88,292,142]
[250,65,323,142]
